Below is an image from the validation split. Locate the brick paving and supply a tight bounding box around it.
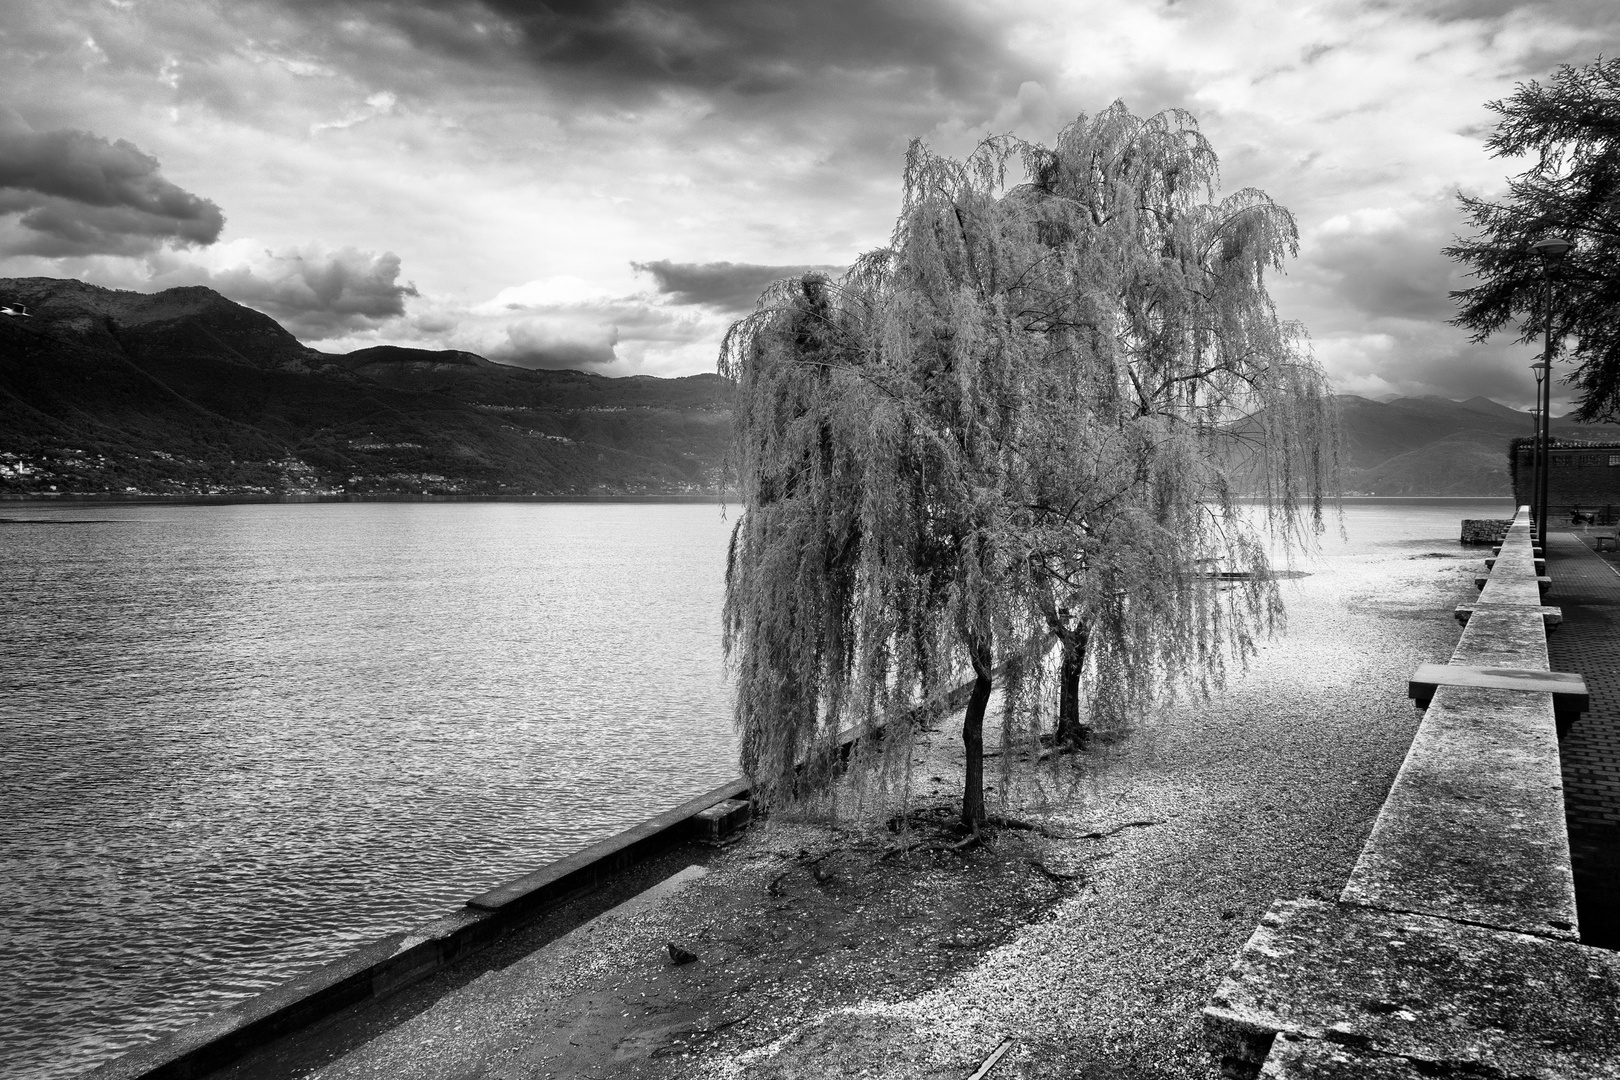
[1543,530,1620,948]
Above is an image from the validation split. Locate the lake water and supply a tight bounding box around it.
[0,502,740,1078]
[0,497,1515,1078]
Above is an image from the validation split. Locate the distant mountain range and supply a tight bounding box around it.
[4,276,1615,500]
[0,277,732,498]
[1336,394,1620,496]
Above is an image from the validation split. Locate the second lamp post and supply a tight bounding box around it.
[1530,234,1574,540]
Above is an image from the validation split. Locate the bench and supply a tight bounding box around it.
[1452,602,1561,629]
[1483,555,1546,573]
[1407,662,1588,736]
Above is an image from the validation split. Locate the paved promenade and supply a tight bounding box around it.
[1545,530,1620,948]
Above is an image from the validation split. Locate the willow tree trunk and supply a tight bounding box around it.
[961,637,993,830]
[1054,624,1088,748]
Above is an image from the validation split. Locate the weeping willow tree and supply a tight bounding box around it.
[721,103,1336,832]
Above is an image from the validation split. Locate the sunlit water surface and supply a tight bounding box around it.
[0,498,1513,1077]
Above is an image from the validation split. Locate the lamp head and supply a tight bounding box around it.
[1530,234,1575,258]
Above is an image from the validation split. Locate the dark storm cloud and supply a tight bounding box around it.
[491,319,618,370]
[633,259,845,311]
[279,0,1021,106]
[0,119,224,256]
[1302,196,1468,323]
[1400,0,1620,25]
[163,247,418,339]
[493,341,618,370]
[493,0,1003,96]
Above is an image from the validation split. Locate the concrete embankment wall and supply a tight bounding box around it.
[86,778,751,1080]
[1204,507,1620,1078]
[85,682,950,1080]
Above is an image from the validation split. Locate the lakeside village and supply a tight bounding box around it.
[0,447,721,499]
[0,447,450,498]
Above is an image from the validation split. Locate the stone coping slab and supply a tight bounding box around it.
[1407,663,1588,713]
[1474,574,1553,596]
[1341,684,1578,939]
[1452,603,1561,629]
[468,778,749,914]
[1448,608,1550,671]
[83,693,939,1080]
[1203,899,1620,1080]
[86,909,494,1080]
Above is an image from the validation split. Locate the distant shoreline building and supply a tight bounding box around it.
[1510,437,1620,524]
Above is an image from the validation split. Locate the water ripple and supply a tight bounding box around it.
[0,503,738,1078]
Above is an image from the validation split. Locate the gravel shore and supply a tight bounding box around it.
[312,527,1477,1080]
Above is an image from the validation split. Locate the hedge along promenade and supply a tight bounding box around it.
[1204,507,1620,1079]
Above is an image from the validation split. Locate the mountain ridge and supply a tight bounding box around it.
[0,277,733,498]
[1334,392,1620,495]
[5,276,1617,499]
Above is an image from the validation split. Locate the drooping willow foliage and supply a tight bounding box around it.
[720,103,1338,828]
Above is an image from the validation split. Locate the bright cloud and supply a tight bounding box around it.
[0,0,1617,391]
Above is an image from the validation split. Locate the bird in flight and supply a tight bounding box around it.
[0,303,30,317]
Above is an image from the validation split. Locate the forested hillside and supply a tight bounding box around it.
[1337,394,1620,495]
[8,277,1616,500]
[0,278,731,498]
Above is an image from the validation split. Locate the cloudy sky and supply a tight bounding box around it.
[2,0,1617,407]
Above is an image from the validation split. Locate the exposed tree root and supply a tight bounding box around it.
[693,1011,752,1036]
[983,814,1095,840]
[1026,859,1085,884]
[983,814,1042,833]
[884,803,957,834]
[1074,819,1162,840]
[880,831,980,860]
[766,847,840,895]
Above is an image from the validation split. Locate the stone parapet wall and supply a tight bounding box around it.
[1203,507,1620,1078]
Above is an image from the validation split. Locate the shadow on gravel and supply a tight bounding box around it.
[578,820,1075,1078]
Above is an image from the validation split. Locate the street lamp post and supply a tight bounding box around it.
[1531,361,1546,529]
[1530,235,1574,541]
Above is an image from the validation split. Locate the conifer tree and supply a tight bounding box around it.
[721,104,1336,833]
[1448,58,1620,421]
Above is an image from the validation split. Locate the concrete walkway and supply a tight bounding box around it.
[1544,530,1620,948]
